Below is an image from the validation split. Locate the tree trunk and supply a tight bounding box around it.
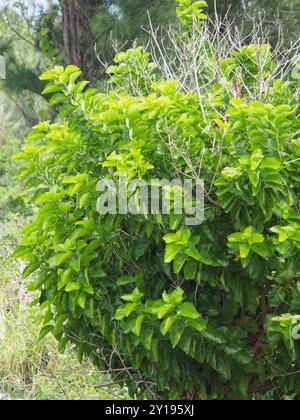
[61,0,83,68]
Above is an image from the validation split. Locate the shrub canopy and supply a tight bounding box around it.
[14,0,300,399]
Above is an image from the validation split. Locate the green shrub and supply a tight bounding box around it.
[14,1,300,399]
[0,220,128,400]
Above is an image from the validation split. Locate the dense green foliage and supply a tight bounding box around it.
[15,1,300,399]
[0,217,128,400]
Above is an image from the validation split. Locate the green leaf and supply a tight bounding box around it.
[177,302,200,319]
[117,275,138,286]
[252,243,270,257]
[157,304,174,319]
[58,268,73,291]
[173,253,188,273]
[183,260,198,280]
[50,93,68,106]
[169,324,186,348]
[69,70,82,84]
[65,65,81,75]
[170,214,184,230]
[38,325,54,341]
[228,233,244,243]
[185,247,219,266]
[39,70,56,81]
[163,228,191,245]
[73,80,90,93]
[152,339,159,362]
[164,244,182,263]
[53,314,68,335]
[116,302,140,319]
[124,302,140,317]
[133,315,145,337]
[239,244,251,259]
[79,193,91,209]
[134,240,149,260]
[58,337,69,354]
[22,263,40,279]
[12,246,32,259]
[65,282,81,292]
[42,83,64,95]
[249,233,264,245]
[121,288,144,302]
[78,291,88,309]
[262,158,281,170]
[160,316,178,336]
[115,306,126,321]
[162,287,184,304]
[49,252,72,268]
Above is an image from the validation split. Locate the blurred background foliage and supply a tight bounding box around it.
[2,0,300,99]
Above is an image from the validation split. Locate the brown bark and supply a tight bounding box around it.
[61,0,83,68]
